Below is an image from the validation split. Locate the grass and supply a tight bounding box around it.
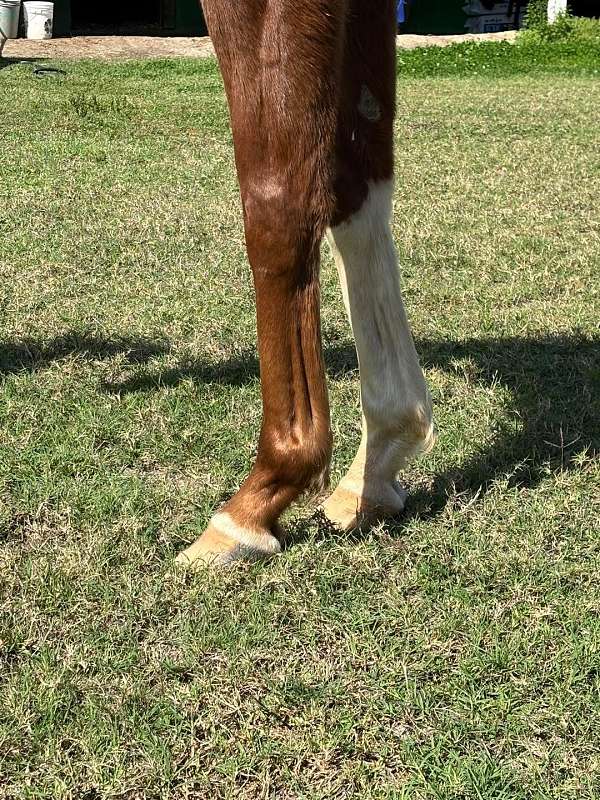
[1,45,599,799]
[395,17,600,79]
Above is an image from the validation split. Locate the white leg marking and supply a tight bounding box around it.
[327,179,434,490]
[210,513,281,555]
[174,512,281,569]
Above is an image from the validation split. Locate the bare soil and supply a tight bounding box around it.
[1,31,516,61]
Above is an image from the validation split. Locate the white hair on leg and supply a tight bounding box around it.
[323,180,434,530]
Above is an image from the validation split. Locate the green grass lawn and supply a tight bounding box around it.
[1,51,599,799]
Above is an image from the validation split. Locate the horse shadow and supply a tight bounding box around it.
[0,332,169,379]
[1,330,597,528]
[102,331,600,526]
[401,333,599,524]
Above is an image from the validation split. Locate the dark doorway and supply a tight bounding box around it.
[571,0,599,17]
[71,0,163,33]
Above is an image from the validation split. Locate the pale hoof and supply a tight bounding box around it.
[321,479,408,533]
[174,513,281,570]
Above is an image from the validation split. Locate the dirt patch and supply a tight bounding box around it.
[1,31,516,62]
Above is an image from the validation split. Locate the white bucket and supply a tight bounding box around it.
[23,0,53,40]
[0,0,21,40]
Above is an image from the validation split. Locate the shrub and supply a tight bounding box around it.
[519,2,600,44]
[522,0,548,30]
[396,30,600,80]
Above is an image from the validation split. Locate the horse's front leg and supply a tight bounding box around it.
[177,225,332,567]
[176,0,345,567]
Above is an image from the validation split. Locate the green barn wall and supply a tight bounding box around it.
[51,0,207,36]
[403,0,467,34]
[53,0,71,36]
[177,0,207,34]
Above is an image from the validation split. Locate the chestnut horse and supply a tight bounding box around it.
[176,0,435,567]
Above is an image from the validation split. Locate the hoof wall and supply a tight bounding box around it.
[175,514,281,570]
[320,480,407,533]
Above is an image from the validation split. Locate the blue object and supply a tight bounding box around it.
[397,0,405,24]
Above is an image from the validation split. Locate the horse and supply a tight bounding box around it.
[176,0,435,568]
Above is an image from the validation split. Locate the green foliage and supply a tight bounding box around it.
[573,15,600,41]
[396,34,600,79]
[522,0,548,30]
[519,3,600,45]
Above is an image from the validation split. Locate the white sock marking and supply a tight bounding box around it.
[211,512,281,555]
[327,179,434,483]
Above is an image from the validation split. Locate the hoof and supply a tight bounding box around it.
[320,478,408,533]
[174,512,281,570]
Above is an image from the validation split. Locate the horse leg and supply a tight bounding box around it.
[322,1,435,531]
[176,1,346,567]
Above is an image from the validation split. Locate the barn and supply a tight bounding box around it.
[50,0,597,39]
[401,0,597,35]
[52,0,207,37]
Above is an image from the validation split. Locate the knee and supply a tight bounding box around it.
[329,179,394,251]
[241,178,321,276]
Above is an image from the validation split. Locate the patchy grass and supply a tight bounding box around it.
[0,53,599,800]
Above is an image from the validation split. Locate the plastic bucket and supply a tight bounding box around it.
[0,0,21,40]
[23,0,53,39]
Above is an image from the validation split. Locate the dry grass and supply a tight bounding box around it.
[0,55,599,799]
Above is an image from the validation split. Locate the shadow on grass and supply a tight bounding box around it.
[99,334,359,393]
[102,332,600,507]
[401,333,599,524]
[294,332,599,542]
[0,57,39,73]
[104,348,261,391]
[0,333,169,377]
[0,57,65,78]
[1,330,597,525]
